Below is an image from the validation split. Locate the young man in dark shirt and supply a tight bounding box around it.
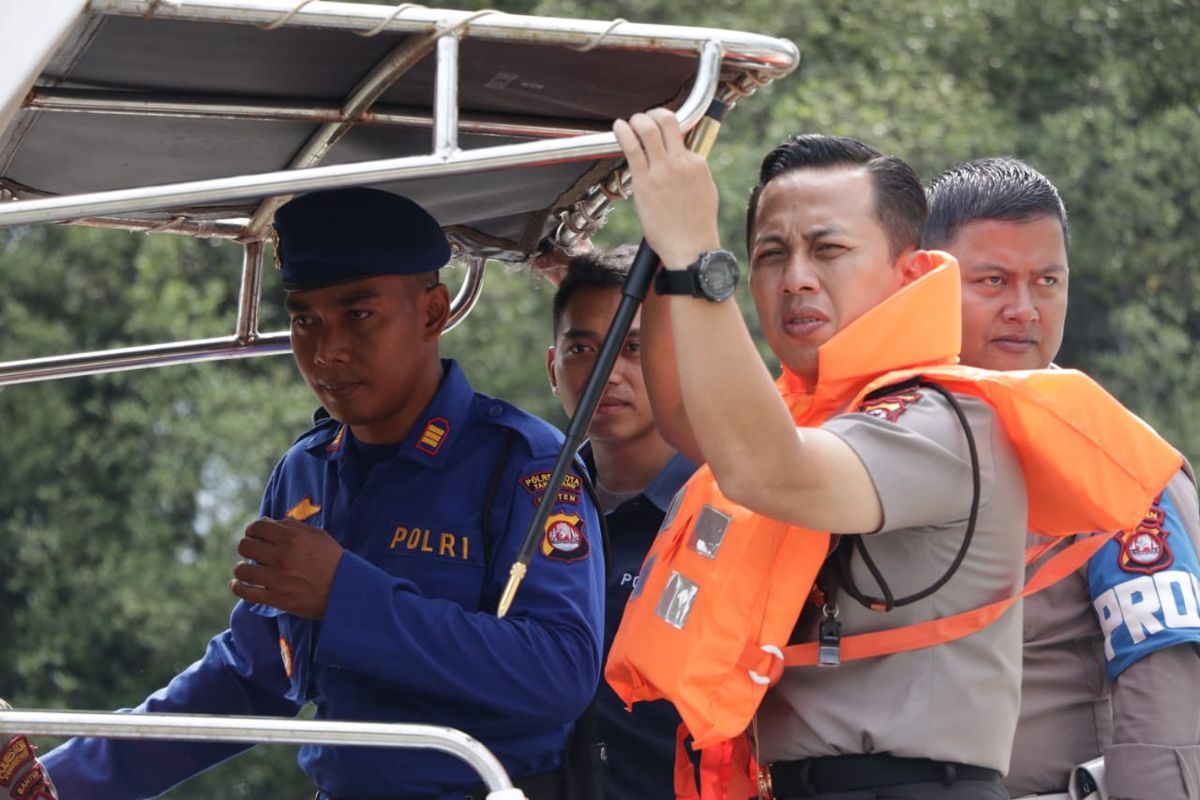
[547,246,696,799]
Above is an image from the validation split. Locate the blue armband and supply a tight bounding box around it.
[1090,490,1200,679]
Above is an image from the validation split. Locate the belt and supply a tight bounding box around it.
[767,754,1001,797]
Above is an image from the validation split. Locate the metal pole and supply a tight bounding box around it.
[433,34,460,157]
[25,88,605,138]
[88,0,800,74]
[0,253,488,385]
[444,256,486,333]
[0,709,514,794]
[234,239,265,344]
[497,41,725,617]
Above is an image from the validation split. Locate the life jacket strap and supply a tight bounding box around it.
[783,531,1114,667]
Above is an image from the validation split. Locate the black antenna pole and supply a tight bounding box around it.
[497,98,729,617]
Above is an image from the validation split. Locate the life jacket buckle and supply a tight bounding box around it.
[748,644,784,686]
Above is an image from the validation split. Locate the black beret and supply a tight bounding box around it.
[273,187,451,290]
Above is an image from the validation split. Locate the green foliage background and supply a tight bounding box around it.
[1,1,1197,796]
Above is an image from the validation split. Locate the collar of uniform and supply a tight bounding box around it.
[776,253,962,419]
[642,452,698,512]
[302,359,471,465]
[304,418,350,461]
[580,442,696,513]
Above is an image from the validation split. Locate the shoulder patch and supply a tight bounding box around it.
[541,511,590,563]
[1117,494,1174,574]
[856,390,922,422]
[521,470,582,506]
[0,734,36,787]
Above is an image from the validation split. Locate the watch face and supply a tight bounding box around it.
[698,251,739,300]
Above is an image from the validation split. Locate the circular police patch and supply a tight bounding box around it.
[1128,532,1163,564]
[1118,498,1174,574]
[541,512,589,563]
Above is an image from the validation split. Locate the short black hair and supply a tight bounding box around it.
[922,156,1070,250]
[551,245,637,336]
[745,134,926,258]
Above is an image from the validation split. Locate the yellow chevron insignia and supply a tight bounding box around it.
[286,496,322,522]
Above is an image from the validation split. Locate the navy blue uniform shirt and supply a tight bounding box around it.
[584,445,696,800]
[45,361,605,800]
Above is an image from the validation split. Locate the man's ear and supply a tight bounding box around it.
[898,248,937,286]
[422,282,451,340]
[546,346,560,394]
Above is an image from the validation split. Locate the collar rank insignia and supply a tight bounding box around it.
[542,512,589,563]
[857,390,922,423]
[416,417,449,456]
[286,496,322,522]
[1117,496,1174,574]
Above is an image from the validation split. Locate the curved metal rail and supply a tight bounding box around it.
[0,709,518,796]
[0,249,487,386]
[0,41,723,229]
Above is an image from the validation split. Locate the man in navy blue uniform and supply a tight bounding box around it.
[546,246,696,799]
[41,188,605,800]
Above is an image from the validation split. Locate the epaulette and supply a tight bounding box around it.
[471,394,567,461]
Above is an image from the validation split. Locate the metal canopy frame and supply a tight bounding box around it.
[0,1,797,387]
[0,2,799,785]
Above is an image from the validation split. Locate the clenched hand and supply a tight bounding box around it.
[230,518,344,618]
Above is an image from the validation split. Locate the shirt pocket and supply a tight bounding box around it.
[373,528,487,610]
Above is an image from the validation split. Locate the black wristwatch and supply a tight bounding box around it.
[653,249,740,302]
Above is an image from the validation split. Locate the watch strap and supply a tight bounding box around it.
[653,267,698,297]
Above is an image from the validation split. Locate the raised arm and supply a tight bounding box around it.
[613,109,881,533]
[639,287,702,463]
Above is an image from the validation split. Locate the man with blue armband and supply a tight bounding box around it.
[925,158,1200,800]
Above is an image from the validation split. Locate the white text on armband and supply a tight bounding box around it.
[1093,570,1200,660]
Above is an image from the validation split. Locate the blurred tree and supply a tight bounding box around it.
[1,0,1197,797]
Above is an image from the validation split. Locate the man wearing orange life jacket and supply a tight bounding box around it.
[925,157,1200,800]
[611,111,1031,799]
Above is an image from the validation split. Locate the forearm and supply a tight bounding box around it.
[663,291,799,484]
[1107,643,1200,800]
[43,606,300,799]
[640,288,701,462]
[615,110,880,532]
[316,552,600,724]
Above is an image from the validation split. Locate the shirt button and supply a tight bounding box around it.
[488,404,503,417]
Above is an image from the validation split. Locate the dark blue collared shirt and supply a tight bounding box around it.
[583,445,696,800]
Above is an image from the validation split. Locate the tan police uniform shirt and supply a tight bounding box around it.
[755,390,1027,774]
[1008,468,1200,799]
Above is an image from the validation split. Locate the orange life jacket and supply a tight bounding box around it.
[604,255,1181,768]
